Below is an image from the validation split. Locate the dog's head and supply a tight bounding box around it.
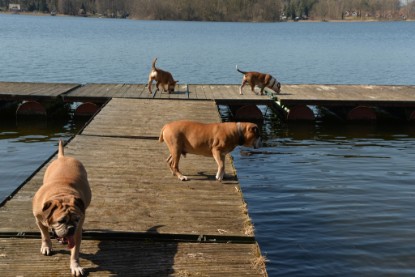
[41,197,85,248]
[240,122,262,149]
[168,80,178,93]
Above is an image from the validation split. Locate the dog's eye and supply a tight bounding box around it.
[58,218,66,224]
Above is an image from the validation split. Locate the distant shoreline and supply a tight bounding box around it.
[1,11,413,23]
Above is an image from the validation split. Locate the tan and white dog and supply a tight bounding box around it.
[159,120,261,181]
[32,140,91,276]
[148,58,178,94]
[236,65,281,95]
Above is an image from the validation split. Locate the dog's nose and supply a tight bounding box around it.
[67,226,75,236]
[254,138,262,149]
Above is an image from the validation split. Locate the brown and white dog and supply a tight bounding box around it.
[32,140,91,276]
[236,65,281,95]
[159,120,261,181]
[148,58,178,94]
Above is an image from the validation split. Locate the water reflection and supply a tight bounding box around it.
[0,116,88,204]
[232,108,415,277]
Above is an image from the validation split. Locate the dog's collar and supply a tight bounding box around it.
[268,77,276,89]
[237,122,244,146]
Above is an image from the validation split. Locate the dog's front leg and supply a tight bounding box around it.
[36,219,52,255]
[260,86,265,95]
[70,218,85,276]
[213,150,226,181]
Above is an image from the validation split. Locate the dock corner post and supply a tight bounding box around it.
[286,104,315,121]
[16,100,46,117]
[347,106,376,121]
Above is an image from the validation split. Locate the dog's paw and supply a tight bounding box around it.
[179,175,188,181]
[71,262,85,276]
[40,241,52,256]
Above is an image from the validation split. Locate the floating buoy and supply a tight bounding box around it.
[75,102,98,117]
[234,105,263,121]
[16,101,46,116]
[287,104,315,121]
[347,106,376,121]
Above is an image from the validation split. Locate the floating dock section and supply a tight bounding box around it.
[2,82,415,121]
[0,98,267,276]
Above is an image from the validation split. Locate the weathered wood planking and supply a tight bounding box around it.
[277,84,415,106]
[0,82,79,99]
[0,239,265,276]
[0,135,249,235]
[64,83,149,101]
[2,82,415,107]
[81,98,221,137]
[0,96,266,275]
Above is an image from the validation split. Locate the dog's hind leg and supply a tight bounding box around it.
[166,154,174,175]
[147,78,153,94]
[171,152,187,181]
[212,150,226,181]
[240,79,247,95]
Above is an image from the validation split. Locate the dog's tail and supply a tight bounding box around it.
[159,126,165,143]
[58,140,64,158]
[236,65,247,75]
[152,58,158,70]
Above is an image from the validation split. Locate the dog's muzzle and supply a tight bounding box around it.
[267,77,281,93]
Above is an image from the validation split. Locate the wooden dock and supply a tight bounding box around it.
[0,98,267,276]
[2,81,415,275]
[2,81,415,121]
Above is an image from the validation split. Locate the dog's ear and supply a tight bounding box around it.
[42,200,59,221]
[73,197,86,213]
[42,200,53,212]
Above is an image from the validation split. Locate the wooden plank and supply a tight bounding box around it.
[201,85,214,100]
[82,98,220,137]
[0,95,267,276]
[122,84,147,98]
[188,84,206,100]
[0,135,250,236]
[0,238,265,276]
[278,84,415,104]
[0,82,78,98]
[66,84,109,98]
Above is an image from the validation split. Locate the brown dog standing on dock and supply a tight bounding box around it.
[236,65,281,95]
[148,58,178,94]
[159,120,261,181]
[32,140,91,276]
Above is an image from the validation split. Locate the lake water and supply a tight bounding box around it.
[1,14,415,276]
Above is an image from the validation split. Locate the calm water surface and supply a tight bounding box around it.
[1,14,415,276]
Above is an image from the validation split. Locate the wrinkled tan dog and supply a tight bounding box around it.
[159,120,261,181]
[32,140,91,276]
[148,58,178,94]
[236,65,281,95]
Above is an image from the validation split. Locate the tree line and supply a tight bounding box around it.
[1,0,414,21]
